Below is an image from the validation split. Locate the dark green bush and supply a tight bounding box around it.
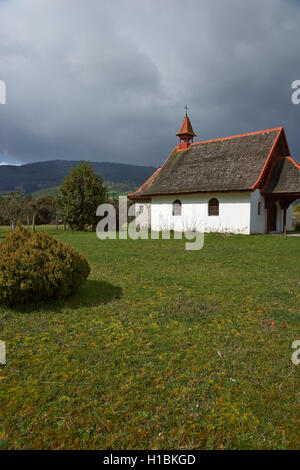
[0,226,90,305]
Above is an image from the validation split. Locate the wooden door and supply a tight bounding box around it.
[269,203,277,232]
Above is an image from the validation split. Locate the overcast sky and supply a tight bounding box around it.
[0,0,299,167]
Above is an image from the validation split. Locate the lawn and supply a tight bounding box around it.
[0,226,299,450]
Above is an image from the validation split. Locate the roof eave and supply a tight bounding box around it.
[130,189,253,199]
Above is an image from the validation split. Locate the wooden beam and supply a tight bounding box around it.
[283,207,287,238]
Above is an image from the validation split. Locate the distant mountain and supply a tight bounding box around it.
[0,160,156,196]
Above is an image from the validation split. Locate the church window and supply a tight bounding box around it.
[208,198,219,216]
[172,200,182,216]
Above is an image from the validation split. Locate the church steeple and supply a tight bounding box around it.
[176,106,196,150]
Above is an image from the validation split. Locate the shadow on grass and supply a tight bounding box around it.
[65,279,123,308]
[8,280,123,314]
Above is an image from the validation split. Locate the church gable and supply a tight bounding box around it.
[263,157,300,194]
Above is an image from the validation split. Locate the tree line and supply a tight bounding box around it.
[0,161,109,231]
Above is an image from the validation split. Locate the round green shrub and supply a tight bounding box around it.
[0,226,90,305]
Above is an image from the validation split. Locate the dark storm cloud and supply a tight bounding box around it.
[0,0,299,166]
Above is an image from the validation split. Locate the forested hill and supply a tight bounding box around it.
[0,160,156,195]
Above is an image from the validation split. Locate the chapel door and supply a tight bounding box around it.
[269,202,277,232]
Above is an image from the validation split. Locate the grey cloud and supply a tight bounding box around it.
[0,0,299,167]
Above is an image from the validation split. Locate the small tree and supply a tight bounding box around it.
[108,197,135,231]
[56,161,108,231]
[1,191,24,230]
[27,195,56,231]
[22,194,33,226]
[35,195,56,225]
[28,199,38,231]
[0,196,6,225]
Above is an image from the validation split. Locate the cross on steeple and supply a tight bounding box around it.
[184,104,189,116]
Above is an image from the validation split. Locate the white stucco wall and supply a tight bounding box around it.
[149,193,252,234]
[134,201,151,230]
[134,191,293,235]
[250,190,267,234]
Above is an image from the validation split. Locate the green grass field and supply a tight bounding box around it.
[0,226,299,449]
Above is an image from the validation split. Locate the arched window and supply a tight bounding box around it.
[208,198,219,216]
[258,201,261,216]
[172,200,182,216]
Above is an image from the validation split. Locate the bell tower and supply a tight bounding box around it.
[176,106,197,150]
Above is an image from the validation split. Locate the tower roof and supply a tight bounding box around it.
[176,115,196,137]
